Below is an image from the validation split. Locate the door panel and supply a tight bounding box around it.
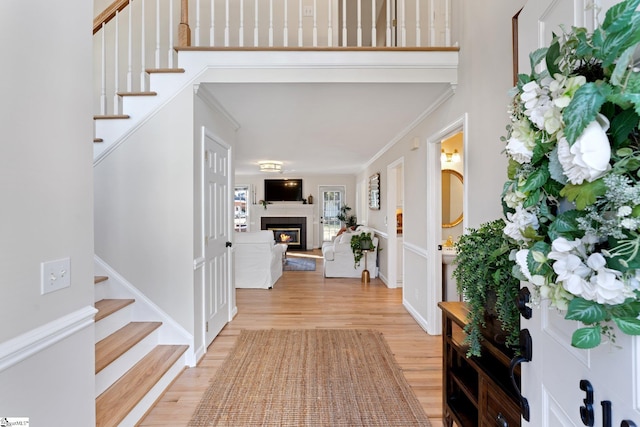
[518,1,640,425]
[203,129,231,346]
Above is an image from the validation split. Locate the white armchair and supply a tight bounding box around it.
[234,231,286,289]
[322,227,378,278]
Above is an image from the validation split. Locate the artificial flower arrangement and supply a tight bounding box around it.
[501,0,640,349]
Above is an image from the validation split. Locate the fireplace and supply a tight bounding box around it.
[261,217,306,250]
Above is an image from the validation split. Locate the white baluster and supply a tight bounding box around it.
[357,0,362,47]
[269,0,274,47]
[298,0,303,47]
[168,0,174,67]
[209,0,214,47]
[155,0,160,68]
[327,0,332,47]
[371,0,376,47]
[312,0,317,47]
[342,0,347,46]
[127,0,133,91]
[100,23,107,115]
[140,0,146,91]
[225,0,230,46]
[254,0,259,47]
[386,0,391,46]
[415,0,421,47]
[195,0,200,45]
[239,0,244,47]
[113,14,120,114]
[445,0,451,46]
[283,0,288,47]
[430,0,434,46]
[400,0,406,47]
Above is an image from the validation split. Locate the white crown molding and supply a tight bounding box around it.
[0,305,97,373]
[361,84,456,172]
[194,84,241,131]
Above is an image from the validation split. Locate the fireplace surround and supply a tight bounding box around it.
[262,216,306,250]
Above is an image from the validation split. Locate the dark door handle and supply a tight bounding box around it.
[226,241,232,247]
[517,287,532,319]
[509,329,532,421]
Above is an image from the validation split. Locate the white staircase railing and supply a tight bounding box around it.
[93,0,453,117]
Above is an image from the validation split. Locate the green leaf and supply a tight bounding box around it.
[611,109,640,146]
[521,166,550,193]
[614,317,640,335]
[523,189,541,209]
[548,210,582,240]
[611,45,636,87]
[560,179,607,210]
[602,0,640,33]
[566,298,608,323]
[527,241,552,276]
[507,159,520,180]
[563,83,610,145]
[601,23,640,67]
[571,326,602,349]
[529,48,548,75]
[545,37,561,77]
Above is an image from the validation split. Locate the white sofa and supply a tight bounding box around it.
[234,231,286,289]
[322,227,378,278]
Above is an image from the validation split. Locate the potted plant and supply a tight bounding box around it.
[452,219,521,357]
[350,232,376,269]
[337,205,358,230]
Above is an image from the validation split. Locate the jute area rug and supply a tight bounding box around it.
[188,329,431,426]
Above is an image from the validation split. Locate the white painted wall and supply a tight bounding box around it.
[94,85,197,334]
[0,0,96,424]
[358,0,527,331]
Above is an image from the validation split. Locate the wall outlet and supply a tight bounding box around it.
[41,257,71,294]
[303,5,313,17]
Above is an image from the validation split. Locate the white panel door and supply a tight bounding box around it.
[203,129,231,346]
[517,1,640,425]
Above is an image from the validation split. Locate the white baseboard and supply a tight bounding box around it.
[402,299,435,335]
[0,305,97,373]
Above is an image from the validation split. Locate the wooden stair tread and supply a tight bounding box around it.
[117,91,157,97]
[93,114,130,120]
[95,344,188,427]
[94,275,108,284]
[96,321,162,374]
[145,67,185,73]
[95,298,135,322]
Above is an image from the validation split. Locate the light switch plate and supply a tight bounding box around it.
[41,257,71,294]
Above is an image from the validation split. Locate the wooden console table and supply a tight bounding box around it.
[438,301,521,427]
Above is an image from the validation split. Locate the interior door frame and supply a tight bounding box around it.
[426,114,467,335]
[386,157,404,289]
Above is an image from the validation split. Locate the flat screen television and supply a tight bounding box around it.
[264,179,303,202]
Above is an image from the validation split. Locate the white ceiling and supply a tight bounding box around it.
[202,82,451,175]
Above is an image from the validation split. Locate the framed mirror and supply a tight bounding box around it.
[369,173,380,210]
[442,169,463,228]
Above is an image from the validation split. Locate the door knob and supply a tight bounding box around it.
[517,287,532,319]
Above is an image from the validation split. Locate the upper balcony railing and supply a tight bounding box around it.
[94,0,453,116]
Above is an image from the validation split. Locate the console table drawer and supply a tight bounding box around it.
[482,380,520,427]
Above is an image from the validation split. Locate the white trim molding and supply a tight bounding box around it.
[0,305,97,373]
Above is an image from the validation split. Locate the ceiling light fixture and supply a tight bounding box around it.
[258,161,283,173]
[441,149,461,164]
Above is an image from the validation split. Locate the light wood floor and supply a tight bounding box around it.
[139,251,444,426]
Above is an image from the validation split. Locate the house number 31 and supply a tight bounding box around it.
[579,380,637,427]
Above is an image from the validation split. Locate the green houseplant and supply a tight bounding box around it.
[337,205,358,229]
[452,220,521,357]
[350,232,376,268]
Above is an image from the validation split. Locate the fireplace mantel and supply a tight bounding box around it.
[250,203,315,250]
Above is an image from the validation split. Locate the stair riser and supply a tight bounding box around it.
[95,330,159,398]
[116,353,186,427]
[95,305,133,342]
